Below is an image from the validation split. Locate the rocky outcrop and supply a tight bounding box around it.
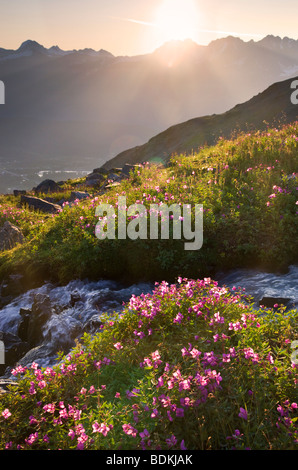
[0,221,24,251]
[20,195,61,214]
[17,294,53,348]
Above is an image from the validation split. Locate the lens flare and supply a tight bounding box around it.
[155,0,200,41]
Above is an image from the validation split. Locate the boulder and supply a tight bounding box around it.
[83,315,103,334]
[69,191,90,202]
[0,331,30,376]
[121,163,139,177]
[85,171,105,186]
[13,189,26,196]
[26,294,53,348]
[0,221,24,251]
[70,291,82,307]
[34,179,60,194]
[20,195,61,214]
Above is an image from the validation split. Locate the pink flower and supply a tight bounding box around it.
[166,435,177,447]
[114,342,123,350]
[122,423,137,437]
[140,429,150,439]
[92,422,113,436]
[2,409,11,419]
[176,408,184,418]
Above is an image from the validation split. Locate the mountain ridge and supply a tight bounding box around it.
[102,75,298,169]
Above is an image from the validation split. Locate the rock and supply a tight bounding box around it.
[70,291,82,307]
[106,173,120,182]
[17,309,31,343]
[1,274,25,298]
[259,296,292,308]
[17,344,58,369]
[26,294,53,347]
[85,172,105,186]
[0,379,19,393]
[105,182,121,189]
[0,221,24,251]
[91,168,108,176]
[34,179,60,194]
[0,331,30,376]
[13,189,26,196]
[20,195,61,214]
[121,163,139,176]
[69,191,90,202]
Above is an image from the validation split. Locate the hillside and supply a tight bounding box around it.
[103,75,298,169]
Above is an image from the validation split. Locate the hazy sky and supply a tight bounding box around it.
[0,0,297,56]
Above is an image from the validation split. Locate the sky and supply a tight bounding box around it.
[0,0,298,56]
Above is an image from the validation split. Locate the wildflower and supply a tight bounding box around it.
[2,409,11,419]
[25,432,38,446]
[151,408,159,418]
[114,342,123,350]
[122,423,137,437]
[166,435,177,447]
[43,403,56,414]
[77,432,89,450]
[140,429,150,439]
[92,422,113,436]
[29,381,36,395]
[180,440,187,450]
[11,365,26,376]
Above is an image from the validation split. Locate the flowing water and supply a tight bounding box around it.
[0,266,297,374]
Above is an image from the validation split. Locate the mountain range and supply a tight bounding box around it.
[1,35,298,192]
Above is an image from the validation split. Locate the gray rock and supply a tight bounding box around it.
[27,294,53,348]
[69,191,90,202]
[121,163,139,176]
[13,189,26,196]
[20,195,61,214]
[34,179,60,194]
[0,221,24,251]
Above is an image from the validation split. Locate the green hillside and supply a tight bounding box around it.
[103,75,298,169]
[0,120,297,287]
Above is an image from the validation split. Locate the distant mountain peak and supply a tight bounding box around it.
[17,40,47,54]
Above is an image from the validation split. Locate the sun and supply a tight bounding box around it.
[154,0,200,42]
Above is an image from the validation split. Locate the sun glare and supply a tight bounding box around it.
[155,0,200,42]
